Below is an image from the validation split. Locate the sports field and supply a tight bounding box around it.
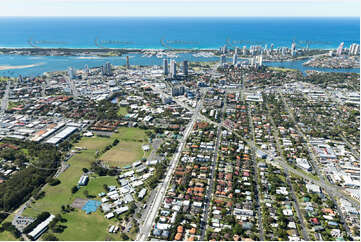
[100,127,151,167]
[19,127,149,240]
[100,141,144,167]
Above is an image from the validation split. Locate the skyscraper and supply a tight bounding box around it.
[354,44,360,55]
[291,41,296,56]
[349,43,360,56]
[170,59,176,78]
[336,42,344,56]
[126,56,130,69]
[242,46,247,56]
[220,55,226,65]
[234,47,239,56]
[84,64,89,74]
[18,75,23,83]
[183,60,188,76]
[68,67,76,79]
[222,45,228,54]
[102,62,112,76]
[163,59,168,75]
[257,55,263,66]
[232,53,238,65]
[250,57,255,66]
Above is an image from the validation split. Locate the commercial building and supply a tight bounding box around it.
[68,67,76,79]
[126,56,130,69]
[170,59,176,78]
[163,59,168,75]
[102,62,112,76]
[336,42,344,56]
[172,86,185,97]
[28,215,55,240]
[219,55,226,65]
[232,53,238,65]
[182,60,188,76]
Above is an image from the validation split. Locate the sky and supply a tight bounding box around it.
[0,0,359,17]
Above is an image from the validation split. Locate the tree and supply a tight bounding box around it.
[121,233,129,240]
[43,233,59,241]
[233,223,243,235]
[49,178,61,186]
[71,186,79,194]
[82,168,89,173]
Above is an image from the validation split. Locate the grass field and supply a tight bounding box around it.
[0,214,16,241]
[114,127,149,142]
[117,106,128,116]
[100,127,151,167]
[0,230,16,241]
[19,127,149,241]
[100,141,144,167]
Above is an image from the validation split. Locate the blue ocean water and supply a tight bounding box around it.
[0,17,359,77]
[0,17,359,49]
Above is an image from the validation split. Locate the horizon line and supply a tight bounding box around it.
[0,16,359,18]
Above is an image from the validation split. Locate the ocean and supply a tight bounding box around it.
[0,17,359,49]
[0,17,359,77]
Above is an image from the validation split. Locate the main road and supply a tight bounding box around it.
[278,92,353,235]
[1,80,10,114]
[136,92,203,241]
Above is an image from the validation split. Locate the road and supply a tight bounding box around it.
[199,96,226,240]
[1,81,10,114]
[284,168,310,240]
[247,105,265,240]
[278,92,353,235]
[136,97,203,241]
[265,103,309,240]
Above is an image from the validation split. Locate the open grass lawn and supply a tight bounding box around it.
[117,106,128,116]
[83,176,118,197]
[77,136,113,150]
[55,210,121,241]
[52,209,136,241]
[114,127,148,142]
[0,230,17,241]
[100,127,151,167]
[0,214,16,241]
[100,141,144,167]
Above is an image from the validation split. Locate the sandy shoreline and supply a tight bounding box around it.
[0,62,45,71]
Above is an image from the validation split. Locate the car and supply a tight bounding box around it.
[143,204,147,209]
